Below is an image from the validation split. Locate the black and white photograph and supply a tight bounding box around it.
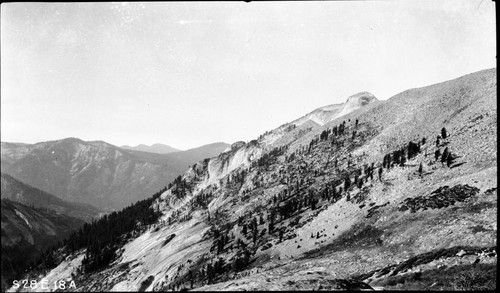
[0,1,496,291]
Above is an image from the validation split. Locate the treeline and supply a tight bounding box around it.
[382,139,423,169]
[33,187,166,274]
[169,175,192,199]
[254,145,287,169]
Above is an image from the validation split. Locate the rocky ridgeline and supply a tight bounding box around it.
[399,184,480,213]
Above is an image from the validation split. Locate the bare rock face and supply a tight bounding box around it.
[293,92,378,126]
[230,141,246,151]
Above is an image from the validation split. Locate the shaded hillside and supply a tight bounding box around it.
[1,199,85,290]
[1,173,101,222]
[1,139,229,211]
[13,68,496,292]
[120,143,180,154]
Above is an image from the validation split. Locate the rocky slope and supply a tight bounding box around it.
[292,92,378,126]
[1,140,229,211]
[1,173,101,223]
[12,68,496,292]
[1,199,85,290]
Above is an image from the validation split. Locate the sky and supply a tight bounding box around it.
[1,1,496,150]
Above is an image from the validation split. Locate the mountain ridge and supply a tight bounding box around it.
[1,139,230,211]
[121,143,181,154]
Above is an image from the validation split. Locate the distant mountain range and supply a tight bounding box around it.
[1,139,229,211]
[120,143,181,154]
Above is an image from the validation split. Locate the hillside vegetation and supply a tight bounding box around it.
[1,200,85,290]
[11,68,496,292]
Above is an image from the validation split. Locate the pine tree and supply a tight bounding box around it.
[358,177,364,189]
[418,163,423,175]
[344,176,351,191]
[446,152,454,167]
[252,217,258,230]
[441,147,449,164]
[441,127,447,139]
[435,149,441,161]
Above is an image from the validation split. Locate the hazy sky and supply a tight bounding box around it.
[1,1,496,150]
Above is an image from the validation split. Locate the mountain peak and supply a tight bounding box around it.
[345,91,378,105]
[293,92,378,126]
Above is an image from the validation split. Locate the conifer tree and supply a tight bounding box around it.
[358,177,364,189]
[441,127,447,139]
[268,221,274,234]
[435,149,441,161]
[344,176,351,191]
[446,152,454,167]
[441,147,449,164]
[252,217,258,230]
